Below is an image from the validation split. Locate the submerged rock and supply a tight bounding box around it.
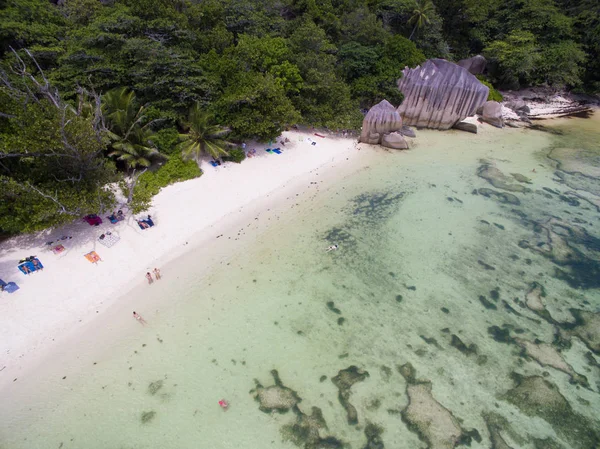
[502,373,600,449]
[397,59,489,129]
[562,309,600,355]
[254,370,347,449]
[281,406,337,449]
[482,412,517,449]
[477,188,520,205]
[359,100,403,146]
[141,410,156,424]
[252,370,301,413]
[362,422,385,449]
[477,163,530,193]
[331,366,369,425]
[515,338,589,387]
[398,363,477,449]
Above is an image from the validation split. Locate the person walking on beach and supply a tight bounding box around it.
[146,272,153,284]
[133,311,147,325]
[153,268,161,280]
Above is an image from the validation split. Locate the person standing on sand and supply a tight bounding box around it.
[146,272,153,284]
[153,268,161,280]
[133,311,147,325]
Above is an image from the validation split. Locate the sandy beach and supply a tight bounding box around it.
[0,130,362,391]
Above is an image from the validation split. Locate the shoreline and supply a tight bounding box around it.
[0,130,365,392]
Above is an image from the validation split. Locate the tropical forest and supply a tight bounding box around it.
[1,0,598,234]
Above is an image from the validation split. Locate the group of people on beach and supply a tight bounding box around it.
[145,268,161,284]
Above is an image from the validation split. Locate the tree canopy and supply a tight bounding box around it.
[0,0,597,234]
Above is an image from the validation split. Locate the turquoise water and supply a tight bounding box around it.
[1,116,599,449]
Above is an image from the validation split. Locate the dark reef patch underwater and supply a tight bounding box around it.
[252,117,600,449]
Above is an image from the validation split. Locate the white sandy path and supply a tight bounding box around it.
[0,131,358,382]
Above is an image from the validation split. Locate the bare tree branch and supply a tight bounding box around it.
[24,182,80,216]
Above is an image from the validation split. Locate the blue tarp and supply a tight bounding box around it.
[0,278,19,293]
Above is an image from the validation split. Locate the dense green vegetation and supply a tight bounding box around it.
[1,0,597,234]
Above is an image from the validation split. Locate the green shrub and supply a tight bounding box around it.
[222,147,246,163]
[129,153,202,213]
[477,76,504,102]
[151,127,180,154]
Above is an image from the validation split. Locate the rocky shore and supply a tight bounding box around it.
[500,87,598,127]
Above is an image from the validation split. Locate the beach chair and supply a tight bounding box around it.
[84,251,102,264]
[0,279,19,293]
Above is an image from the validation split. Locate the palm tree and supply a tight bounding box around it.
[177,102,231,162]
[101,87,165,204]
[107,127,163,170]
[408,0,434,41]
[102,87,165,168]
[102,87,148,147]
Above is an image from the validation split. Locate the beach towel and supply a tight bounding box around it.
[272,149,282,154]
[107,213,124,224]
[18,258,43,274]
[83,214,102,226]
[137,218,154,230]
[98,232,120,248]
[0,279,19,293]
[84,251,102,264]
[52,244,65,254]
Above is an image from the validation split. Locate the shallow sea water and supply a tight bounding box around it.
[1,115,599,449]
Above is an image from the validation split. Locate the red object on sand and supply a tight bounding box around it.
[314,133,326,138]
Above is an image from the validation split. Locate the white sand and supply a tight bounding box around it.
[0,130,360,389]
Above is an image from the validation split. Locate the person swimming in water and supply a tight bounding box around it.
[326,244,338,252]
[218,399,229,410]
[133,311,147,325]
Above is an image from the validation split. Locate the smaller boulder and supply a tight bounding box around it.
[481,101,503,128]
[506,100,530,114]
[362,131,381,145]
[359,100,402,145]
[453,121,478,134]
[381,132,409,149]
[457,55,487,75]
[401,126,416,138]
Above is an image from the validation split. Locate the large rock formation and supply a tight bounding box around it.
[397,59,489,130]
[359,99,408,149]
[457,55,487,75]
